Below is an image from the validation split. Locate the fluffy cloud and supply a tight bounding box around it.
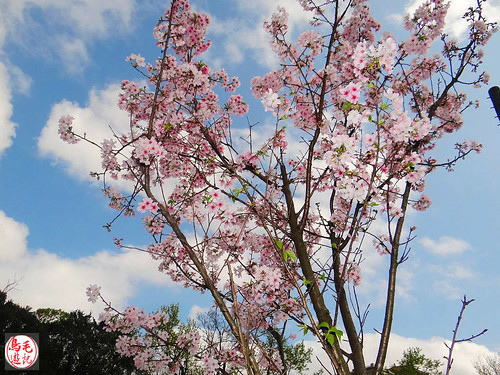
[0,0,136,76]
[304,332,497,375]
[374,333,498,375]
[0,210,28,261]
[206,0,312,68]
[58,0,135,37]
[7,64,32,96]
[206,0,499,70]
[56,37,91,75]
[428,260,476,299]
[189,305,211,320]
[38,83,130,181]
[347,219,419,308]
[0,210,176,313]
[420,236,471,255]
[405,0,500,39]
[0,0,135,40]
[37,82,170,198]
[415,236,478,300]
[0,61,17,157]
[0,0,136,154]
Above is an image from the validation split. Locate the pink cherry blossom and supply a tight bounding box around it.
[86,284,101,303]
[137,197,158,214]
[261,89,280,112]
[58,0,497,373]
[126,53,146,67]
[342,82,362,104]
[58,115,79,144]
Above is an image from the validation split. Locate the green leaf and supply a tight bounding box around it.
[319,273,326,281]
[329,326,344,340]
[317,322,344,345]
[275,239,283,250]
[317,322,330,330]
[283,250,297,262]
[298,324,308,335]
[303,277,311,286]
[326,333,336,346]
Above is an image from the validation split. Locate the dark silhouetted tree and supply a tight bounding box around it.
[0,290,141,374]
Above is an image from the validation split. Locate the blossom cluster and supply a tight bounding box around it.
[137,197,159,214]
[126,53,146,67]
[134,137,165,165]
[155,0,211,61]
[225,95,249,116]
[103,187,125,210]
[86,284,101,303]
[339,263,362,286]
[57,115,79,144]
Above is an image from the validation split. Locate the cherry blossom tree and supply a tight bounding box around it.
[60,0,497,374]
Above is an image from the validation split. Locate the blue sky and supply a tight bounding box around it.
[0,0,499,373]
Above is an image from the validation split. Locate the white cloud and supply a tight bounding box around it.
[0,0,136,155]
[7,64,32,96]
[420,236,471,255]
[419,236,475,299]
[62,0,135,37]
[0,0,135,39]
[404,0,500,39]
[345,218,420,308]
[369,333,497,375]
[38,83,130,182]
[0,210,28,261]
[435,279,465,300]
[448,263,474,279]
[188,305,210,320]
[206,0,313,69]
[355,250,417,308]
[37,82,175,199]
[0,0,136,75]
[303,332,498,375]
[386,12,404,26]
[57,37,91,75]
[0,210,176,313]
[355,246,390,308]
[0,61,17,157]
[235,0,321,31]
[429,261,475,299]
[207,15,276,68]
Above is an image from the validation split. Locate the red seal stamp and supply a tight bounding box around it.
[5,334,39,370]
